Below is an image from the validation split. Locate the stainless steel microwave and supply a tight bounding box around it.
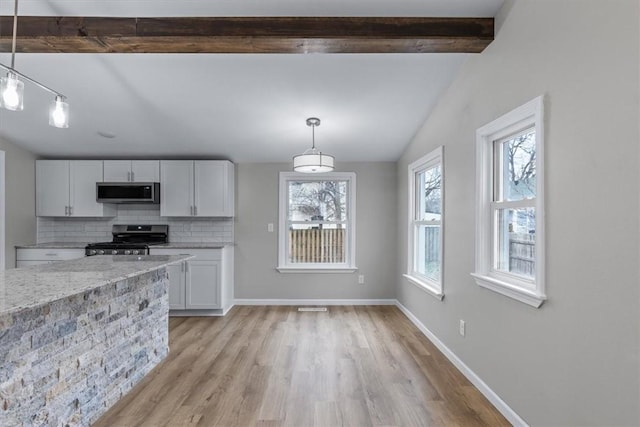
[96,182,160,204]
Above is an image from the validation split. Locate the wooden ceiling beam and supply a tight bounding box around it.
[0,16,493,54]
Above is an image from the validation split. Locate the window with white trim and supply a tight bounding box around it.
[404,147,444,299]
[472,96,546,307]
[277,172,356,272]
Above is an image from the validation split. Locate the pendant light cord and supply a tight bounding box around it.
[311,123,316,150]
[10,0,19,69]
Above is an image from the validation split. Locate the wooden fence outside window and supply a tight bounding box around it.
[289,228,345,263]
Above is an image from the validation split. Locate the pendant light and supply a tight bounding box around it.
[293,117,335,173]
[0,0,69,128]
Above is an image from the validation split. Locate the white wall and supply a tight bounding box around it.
[0,137,37,269]
[235,162,397,300]
[396,0,639,425]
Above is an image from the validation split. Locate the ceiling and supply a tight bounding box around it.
[0,0,503,163]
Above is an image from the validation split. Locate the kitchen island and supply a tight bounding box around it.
[0,255,190,426]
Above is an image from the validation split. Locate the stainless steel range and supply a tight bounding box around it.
[85,225,168,256]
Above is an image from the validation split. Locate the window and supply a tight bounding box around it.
[404,147,444,299]
[473,96,546,307]
[277,172,356,272]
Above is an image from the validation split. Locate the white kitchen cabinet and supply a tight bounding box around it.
[160,160,234,217]
[185,260,220,309]
[103,160,160,182]
[150,247,233,314]
[16,248,85,268]
[166,263,186,309]
[160,161,193,217]
[36,160,116,217]
[36,160,69,217]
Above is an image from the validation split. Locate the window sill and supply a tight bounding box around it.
[277,266,358,274]
[471,273,546,308]
[403,274,444,301]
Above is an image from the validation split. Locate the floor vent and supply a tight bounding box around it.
[297,307,328,312]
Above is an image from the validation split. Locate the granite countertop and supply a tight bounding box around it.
[15,242,88,249]
[16,242,234,249]
[0,255,191,317]
[151,242,234,249]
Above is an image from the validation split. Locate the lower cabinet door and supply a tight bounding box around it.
[185,260,220,309]
[166,263,186,309]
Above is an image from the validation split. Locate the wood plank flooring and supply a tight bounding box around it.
[94,306,509,427]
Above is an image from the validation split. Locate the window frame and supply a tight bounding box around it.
[277,171,357,273]
[404,146,444,300]
[472,96,546,308]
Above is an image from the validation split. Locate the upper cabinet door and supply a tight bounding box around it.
[131,161,160,182]
[194,161,235,217]
[103,160,132,182]
[70,161,111,217]
[36,160,70,217]
[160,160,194,217]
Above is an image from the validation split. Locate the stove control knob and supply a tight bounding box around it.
[89,250,97,255]
[112,250,118,255]
[98,250,105,255]
[124,250,131,255]
[132,250,139,255]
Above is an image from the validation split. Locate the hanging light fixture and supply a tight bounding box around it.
[0,0,69,128]
[293,117,334,173]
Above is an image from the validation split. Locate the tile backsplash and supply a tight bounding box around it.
[37,205,233,243]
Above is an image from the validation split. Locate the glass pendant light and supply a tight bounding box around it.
[49,95,69,128]
[293,117,335,173]
[0,0,69,127]
[0,72,24,111]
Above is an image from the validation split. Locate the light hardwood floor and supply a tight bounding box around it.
[94,306,509,426]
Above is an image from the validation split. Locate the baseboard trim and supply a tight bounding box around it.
[234,298,397,306]
[395,301,528,427]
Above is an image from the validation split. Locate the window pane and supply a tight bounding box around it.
[417,165,441,220]
[415,224,440,283]
[288,180,347,221]
[495,208,535,278]
[497,130,536,202]
[288,223,345,264]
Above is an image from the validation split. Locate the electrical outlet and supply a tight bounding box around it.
[459,319,466,337]
[267,223,274,232]
[358,274,365,284]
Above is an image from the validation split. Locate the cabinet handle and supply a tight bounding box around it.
[45,253,58,256]
[64,206,68,216]
[69,206,73,216]
[127,171,131,181]
[131,171,135,181]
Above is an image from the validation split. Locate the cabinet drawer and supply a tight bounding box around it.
[16,260,56,268]
[16,248,85,261]
[149,248,222,261]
